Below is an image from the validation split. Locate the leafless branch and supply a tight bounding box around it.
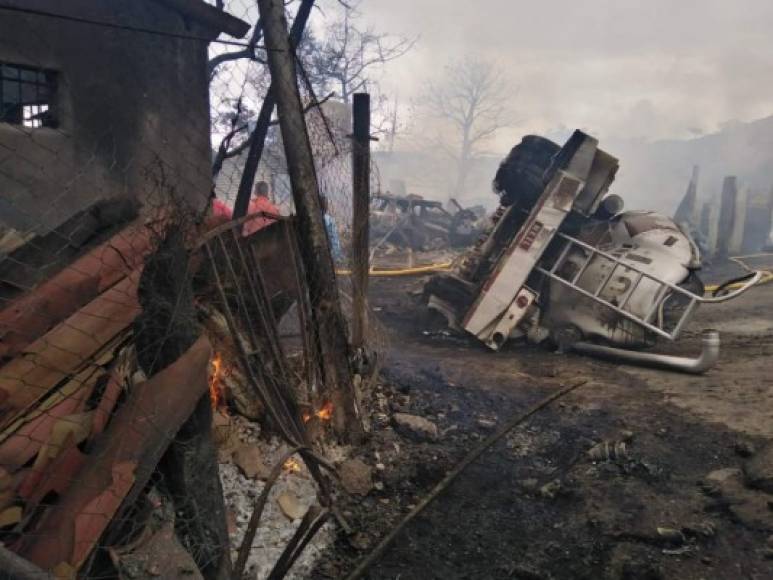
[310,0,416,103]
[208,18,266,79]
[424,57,511,197]
[212,92,336,176]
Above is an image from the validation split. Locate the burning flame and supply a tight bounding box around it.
[317,401,333,421]
[302,401,333,423]
[209,353,227,411]
[283,457,302,473]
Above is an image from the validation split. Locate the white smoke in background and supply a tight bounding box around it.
[361,0,773,213]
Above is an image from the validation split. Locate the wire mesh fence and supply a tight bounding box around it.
[0,0,388,578]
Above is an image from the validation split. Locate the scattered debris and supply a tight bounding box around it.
[734,439,757,458]
[605,543,664,580]
[339,459,374,496]
[539,479,563,499]
[683,521,716,539]
[233,444,271,481]
[743,442,773,493]
[370,193,485,251]
[656,527,686,545]
[507,564,549,579]
[477,417,497,430]
[662,545,696,556]
[588,441,629,462]
[701,467,773,531]
[392,412,439,442]
[109,522,203,580]
[277,491,305,521]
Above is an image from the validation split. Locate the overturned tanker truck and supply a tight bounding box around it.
[424,130,762,373]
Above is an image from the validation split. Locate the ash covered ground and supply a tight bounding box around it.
[309,256,773,580]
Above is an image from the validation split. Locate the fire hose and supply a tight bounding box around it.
[336,262,453,277]
[338,262,772,285]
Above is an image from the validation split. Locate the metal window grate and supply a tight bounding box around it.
[0,62,57,128]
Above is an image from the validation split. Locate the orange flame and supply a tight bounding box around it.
[209,353,226,411]
[283,457,302,473]
[317,401,333,421]
[302,401,333,423]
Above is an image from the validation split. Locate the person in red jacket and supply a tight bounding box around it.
[243,181,280,236]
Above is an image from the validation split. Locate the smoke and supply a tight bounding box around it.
[360,0,773,211]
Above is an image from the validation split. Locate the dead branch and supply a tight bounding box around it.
[208,17,265,79]
[212,91,335,176]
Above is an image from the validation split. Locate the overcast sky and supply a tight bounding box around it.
[358,0,773,151]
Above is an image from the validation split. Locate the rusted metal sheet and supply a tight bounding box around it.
[0,378,93,470]
[0,272,141,431]
[0,219,155,360]
[15,335,212,572]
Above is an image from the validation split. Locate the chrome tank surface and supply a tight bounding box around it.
[543,211,697,347]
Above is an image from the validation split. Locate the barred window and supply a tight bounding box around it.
[1,62,57,128]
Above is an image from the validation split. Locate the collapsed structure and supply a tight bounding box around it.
[0,0,375,576]
[370,193,485,251]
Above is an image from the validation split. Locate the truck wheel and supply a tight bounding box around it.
[493,135,561,207]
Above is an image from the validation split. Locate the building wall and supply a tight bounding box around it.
[0,0,214,233]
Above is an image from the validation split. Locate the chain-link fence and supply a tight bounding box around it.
[0,0,387,578]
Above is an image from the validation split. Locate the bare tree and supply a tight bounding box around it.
[426,58,510,199]
[209,0,414,175]
[310,0,415,104]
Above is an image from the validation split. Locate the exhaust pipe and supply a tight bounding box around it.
[571,329,720,375]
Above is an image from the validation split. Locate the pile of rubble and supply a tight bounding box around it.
[213,411,337,579]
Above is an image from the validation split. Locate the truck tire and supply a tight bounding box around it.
[493,135,561,207]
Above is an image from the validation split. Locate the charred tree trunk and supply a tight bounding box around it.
[257,0,364,442]
[453,124,472,199]
[717,176,738,258]
[134,228,231,580]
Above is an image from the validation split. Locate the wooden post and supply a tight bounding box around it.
[673,165,699,227]
[232,0,315,219]
[351,93,371,348]
[716,176,737,258]
[257,0,363,442]
[729,186,748,255]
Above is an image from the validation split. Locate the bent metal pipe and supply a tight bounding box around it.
[572,329,720,375]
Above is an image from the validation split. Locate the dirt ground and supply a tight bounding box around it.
[312,257,773,580]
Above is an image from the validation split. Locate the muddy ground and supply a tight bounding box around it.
[312,257,773,580]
